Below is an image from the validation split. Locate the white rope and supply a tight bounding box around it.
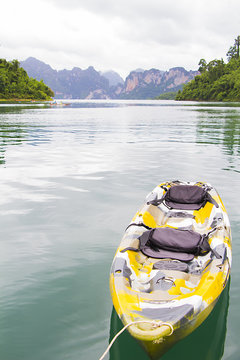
[98,320,173,360]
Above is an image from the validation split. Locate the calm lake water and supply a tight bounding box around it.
[0,100,239,360]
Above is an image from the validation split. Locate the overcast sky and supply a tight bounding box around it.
[0,0,239,79]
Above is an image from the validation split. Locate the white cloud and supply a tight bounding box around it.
[0,0,240,78]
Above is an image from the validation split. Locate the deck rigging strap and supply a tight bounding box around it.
[98,320,173,360]
[125,222,153,231]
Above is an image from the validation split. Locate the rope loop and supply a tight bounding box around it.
[158,322,174,336]
[98,320,174,360]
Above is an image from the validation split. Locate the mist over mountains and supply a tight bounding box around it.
[20,57,199,99]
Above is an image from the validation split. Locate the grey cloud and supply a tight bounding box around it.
[46,0,192,21]
[2,0,240,78]
[43,0,214,49]
[40,0,240,52]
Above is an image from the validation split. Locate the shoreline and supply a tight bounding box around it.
[0,99,52,104]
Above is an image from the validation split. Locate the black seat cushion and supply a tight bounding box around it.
[139,227,210,262]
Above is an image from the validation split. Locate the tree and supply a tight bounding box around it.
[226,35,240,61]
[198,59,207,73]
[207,59,225,82]
[176,36,240,101]
[0,58,54,100]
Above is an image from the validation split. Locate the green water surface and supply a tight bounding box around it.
[0,100,239,360]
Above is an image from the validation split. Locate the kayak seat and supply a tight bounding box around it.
[138,226,212,262]
[148,185,219,210]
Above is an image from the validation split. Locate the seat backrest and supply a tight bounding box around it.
[164,185,207,210]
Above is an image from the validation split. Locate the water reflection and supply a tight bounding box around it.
[0,122,28,144]
[0,105,52,164]
[196,109,240,154]
[109,280,230,360]
[196,107,240,173]
[222,117,240,156]
[0,120,28,165]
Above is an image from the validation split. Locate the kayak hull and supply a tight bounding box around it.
[136,297,218,359]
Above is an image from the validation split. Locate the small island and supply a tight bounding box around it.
[155,91,178,100]
[0,59,54,101]
[176,36,240,102]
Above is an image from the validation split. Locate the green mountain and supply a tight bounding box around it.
[176,36,240,102]
[0,59,54,100]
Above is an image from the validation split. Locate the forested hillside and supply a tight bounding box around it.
[176,36,240,101]
[0,59,54,100]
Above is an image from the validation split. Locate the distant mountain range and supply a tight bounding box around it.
[20,57,199,99]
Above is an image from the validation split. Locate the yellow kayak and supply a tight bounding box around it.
[110,181,232,359]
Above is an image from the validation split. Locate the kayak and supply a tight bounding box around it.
[109,181,231,359]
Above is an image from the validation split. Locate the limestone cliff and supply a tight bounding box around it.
[21,57,199,100]
[115,67,199,99]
